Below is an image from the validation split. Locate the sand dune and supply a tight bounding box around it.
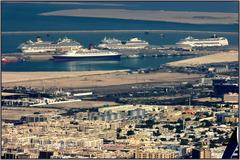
[40,9,238,25]
[167,50,238,67]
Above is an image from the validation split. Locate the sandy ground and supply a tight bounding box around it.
[1,107,60,120]
[2,80,118,119]
[2,92,27,96]
[2,71,202,89]
[10,2,126,6]
[166,50,238,67]
[2,70,127,83]
[193,97,222,102]
[1,101,118,120]
[40,9,238,24]
[48,100,118,109]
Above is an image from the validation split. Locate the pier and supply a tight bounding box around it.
[2,53,53,61]
[2,47,233,62]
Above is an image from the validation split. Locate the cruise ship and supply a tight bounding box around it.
[18,37,83,54]
[176,35,229,47]
[52,46,121,61]
[98,37,149,50]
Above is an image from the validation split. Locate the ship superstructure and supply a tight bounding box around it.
[176,35,229,47]
[18,37,83,54]
[98,37,149,50]
[52,47,121,61]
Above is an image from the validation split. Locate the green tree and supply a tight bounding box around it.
[201,120,213,127]
[153,130,161,136]
[145,119,155,128]
[127,130,135,136]
[180,139,189,145]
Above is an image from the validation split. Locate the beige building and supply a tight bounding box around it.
[192,148,211,159]
[223,93,238,104]
[134,148,177,159]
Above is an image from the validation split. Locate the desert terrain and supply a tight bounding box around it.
[166,50,238,67]
[2,71,203,89]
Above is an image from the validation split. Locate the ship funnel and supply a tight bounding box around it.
[212,34,217,38]
[88,43,94,50]
[36,36,42,42]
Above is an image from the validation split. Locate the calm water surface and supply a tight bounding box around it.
[1,2,238,72]
[2,56,194,72]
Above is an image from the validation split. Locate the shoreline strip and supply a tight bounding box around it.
[2,30,238,35]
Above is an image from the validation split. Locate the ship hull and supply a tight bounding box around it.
[52,55,121,61]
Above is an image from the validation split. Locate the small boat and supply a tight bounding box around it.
[1,57,17,63]
[128,54,140,58]
[2,58,8,63]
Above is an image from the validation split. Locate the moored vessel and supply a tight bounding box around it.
[52,47,121,61]
[176,34,229,47]
[1,57,17,63]
[98,37,149,50]
[18,37,83,54]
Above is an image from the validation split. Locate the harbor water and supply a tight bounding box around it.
[1,2,238,72]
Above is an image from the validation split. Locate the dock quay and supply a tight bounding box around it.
[2,45,235,62]
[2,53,53,61]
[1,49,227,62]
[2,50,195,62]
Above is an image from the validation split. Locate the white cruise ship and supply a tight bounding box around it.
[52,47,121,61]
[18,37,83,54]
[176,35,229,47]
[98,37,149,50]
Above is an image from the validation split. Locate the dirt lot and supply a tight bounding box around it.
[1,100,118,120]
[1,107,61,120]
[47,100,118,109]
[2,71,202,89]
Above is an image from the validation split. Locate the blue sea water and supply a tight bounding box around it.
[2,56,192,72]
[2,2,238,32]
[1,2,238,72]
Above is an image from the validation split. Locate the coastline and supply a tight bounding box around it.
[166,50,238,67]
[40,9,238,25]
